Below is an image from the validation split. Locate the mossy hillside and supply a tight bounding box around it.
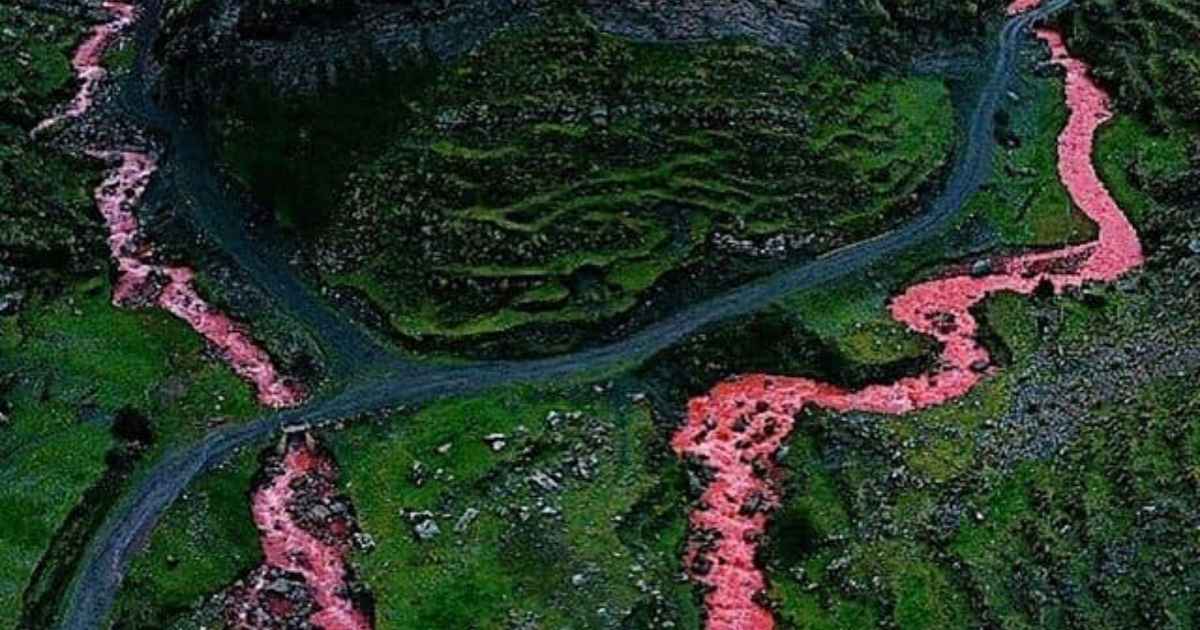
[844,0,1006,58]
[1094,116,1193,228]
[110,448,262,630]
[328,385,699,629]
[947,376,1200,629]
[1067,0,1200,129]
[763,291,1200,629]
[329,48,955,343]
[103,381,699,630]
[759,106,1198,626]
[0,4,76,127]
[1,5,105,307]
[0,279,260,628]
[212,10,957,346]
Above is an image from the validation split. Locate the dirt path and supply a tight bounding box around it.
[670,3,1141,628]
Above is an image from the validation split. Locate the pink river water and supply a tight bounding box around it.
[45,1,1140,628]
[38,1,305,408]
[40,5,370,627]
[670,6,1143,630]
[42,3,362,627]
[231,441,370,630]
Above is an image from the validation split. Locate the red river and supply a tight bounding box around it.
[670,3,1143,629]
[39,3,365,627]
[37,1,305,408]
[231,440,370,630]
[43,1,1141,629]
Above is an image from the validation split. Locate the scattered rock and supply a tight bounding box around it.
[0,291,25,315]
[454,507,479,533]
[413,517,441,541]
[483,433,507,451]
[529,469,562,493]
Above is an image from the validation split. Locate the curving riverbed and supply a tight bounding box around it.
[227,440,369,630]
[670,2,1141,628]
[36,1,305,409]
[54,1,1075,628]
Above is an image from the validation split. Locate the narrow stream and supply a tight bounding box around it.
[228,440,369,630]
[42,0,1103,628]
[670,3,1142,628]
[36,1,305,408]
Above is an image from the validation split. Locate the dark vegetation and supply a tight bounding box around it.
[840,0,1006,60]
[212,63,434,234]
[200,5,959,352]
[1067,0,1200,129]
[0,4,105,316]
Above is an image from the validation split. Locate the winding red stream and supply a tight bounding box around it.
[38,1,305,408]
[671,4,1142,629]
[230,440,370,630]
[43,1,1140,628]
[38,5,371,627]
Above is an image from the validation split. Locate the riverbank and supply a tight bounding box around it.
[670,3,1144,627]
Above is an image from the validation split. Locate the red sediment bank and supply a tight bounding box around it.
[671,7,1142,630]
[39,2,305,408]
[229,439,370,630]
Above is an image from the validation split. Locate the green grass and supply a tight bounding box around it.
[111,449,262,630]
[968,76,1096,247]
[0,5,103,306]
[947,377,1200,629]
[0,5,76,125]
[782,278,930,367]
[0,410,112,628]
[1067,0,1200,129]
[0,278,261,627]
[1094,115,1191,227]
[328,384,699,629]
[766,363,1200,629]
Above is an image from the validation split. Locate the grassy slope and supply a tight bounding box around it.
[761,108,1195,627]
[1067,0,1200,129]
[0,278,260,627]
[767,283,1200,630]
[968,75,1096,247]
[110,381,702,629]
[0,5,104,297]
[111,448,262,630]
[330,386,699,629]
[211,9,956,344]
